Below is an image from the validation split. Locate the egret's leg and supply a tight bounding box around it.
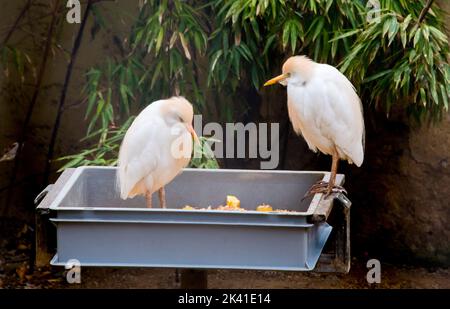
[327,152,339,195]
[145,191,153,208]
[159,187,166,208]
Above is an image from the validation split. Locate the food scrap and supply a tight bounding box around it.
[181,195,297,213]
[226,195,240,208]
[216,205,246,211]
[256,204,273,212]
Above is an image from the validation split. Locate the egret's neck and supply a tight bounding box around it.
[287,79,308,95]
[286,82,308,112]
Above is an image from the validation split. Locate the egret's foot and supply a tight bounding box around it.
[302,181,347,201]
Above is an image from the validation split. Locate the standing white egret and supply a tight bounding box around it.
[264,56,364,197]
[117,96,199,208]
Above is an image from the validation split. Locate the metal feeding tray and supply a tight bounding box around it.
[35,167,351,272]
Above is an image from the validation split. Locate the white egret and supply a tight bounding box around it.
[264,56,365,197]
[117,97,199,208]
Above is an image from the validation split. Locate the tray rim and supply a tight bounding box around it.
[48,166,344,217]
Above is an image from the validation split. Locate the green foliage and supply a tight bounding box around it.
[208,0,364,91]
[0,45,31,82]
[61,0,219,171]
[57,117,135,171]
[60,0,449,170]
[190,136,220,169]
[210,0,449,121]
[83,0,209,136]
[338,3,450,121]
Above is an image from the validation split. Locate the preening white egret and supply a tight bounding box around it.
[117,97,199,208]
[264,56,365,197]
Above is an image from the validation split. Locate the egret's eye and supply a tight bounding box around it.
[286,72,291,78]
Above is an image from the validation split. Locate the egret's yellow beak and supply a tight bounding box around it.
[187,123,200,144]
[264,73,288,86]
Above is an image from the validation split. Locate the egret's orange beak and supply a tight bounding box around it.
[264,73,288,86]
[187,123,200,144]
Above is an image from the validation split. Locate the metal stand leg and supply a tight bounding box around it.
[313,193,352,273]
[180,269,208,289]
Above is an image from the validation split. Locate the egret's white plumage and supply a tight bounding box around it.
[117,97,198,207]
[265,56,365,195]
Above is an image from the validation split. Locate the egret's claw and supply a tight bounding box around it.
[301,181,347,201]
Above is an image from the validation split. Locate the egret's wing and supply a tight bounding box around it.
[287,98,318,152]
[117,116,164,199]
[317,65,365,166]
[359,98,366,152]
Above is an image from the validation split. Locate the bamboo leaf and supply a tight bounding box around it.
[363,69,392,83]
[282,21,291,48]
[179,32,192,60]
[329,29,361,42]
[210,50,223,72]
[440,84,449,110]
[413,29,421,47]
[155,28,164,54]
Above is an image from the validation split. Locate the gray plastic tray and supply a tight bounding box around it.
[44,167,342,271]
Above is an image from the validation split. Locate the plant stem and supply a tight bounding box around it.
[0,0,33,48]
[418,0,434,24]
[43,0,93,184]
[0,0,108,34]
[4,0,61,216]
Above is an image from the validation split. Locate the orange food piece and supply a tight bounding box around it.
[256,204,273,212]
[217,205,246,211]
[226,195,240,208]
